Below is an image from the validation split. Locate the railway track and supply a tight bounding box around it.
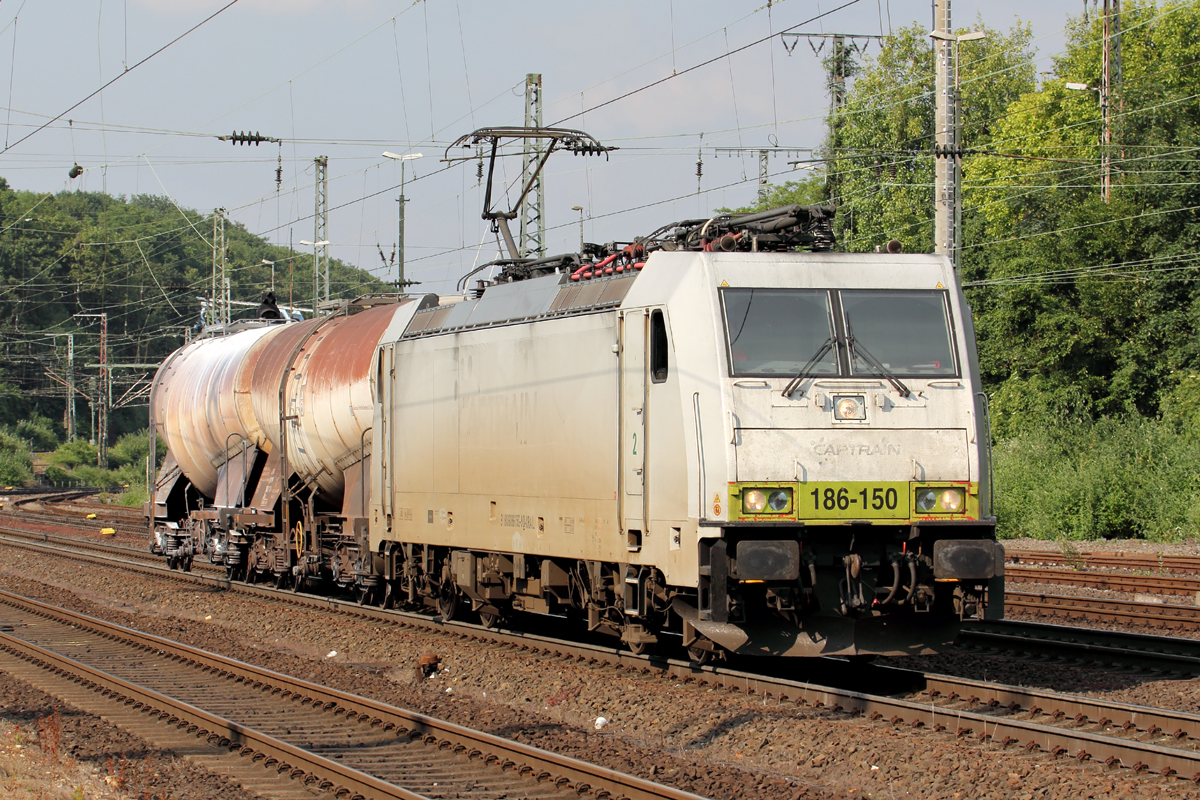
[959,619,1200,675]
[1007,589,1200,631]
[1007,548,1200,575]
[0,523,223,577]
[6,531,1200,782]
[1007,566,1200,597]
[0,510,146,538]
[0,590,700,800]
[1,500,147,537]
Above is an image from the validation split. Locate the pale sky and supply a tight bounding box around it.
[0,0,1081,298]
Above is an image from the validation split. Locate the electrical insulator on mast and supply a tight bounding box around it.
[219,130,282,146]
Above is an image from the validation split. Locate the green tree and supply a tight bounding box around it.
[964,1,1200,428]
[0,185,389,445]
[830,21,1036,255]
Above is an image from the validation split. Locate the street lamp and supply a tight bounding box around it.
[382,151,423,293]
[299,239,329,313]
[571,206,585,254]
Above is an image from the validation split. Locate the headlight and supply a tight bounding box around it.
[767,489,790,512]
[834,395,866,420]
[938,488,964,512]
[743,489,767,513]
[915,487,966,514]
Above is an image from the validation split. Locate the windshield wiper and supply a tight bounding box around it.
[845,319,911,398]
[781,337,834,398]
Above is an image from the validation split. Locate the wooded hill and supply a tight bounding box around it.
[0,183,387,444]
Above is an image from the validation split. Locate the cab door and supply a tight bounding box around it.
[378,345,394,533]
[620,309,647,543]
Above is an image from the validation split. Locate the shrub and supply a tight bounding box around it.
[15,414,57,451]
[47,439,98,469]
[0,429,32,486]
[43,465,71,484]
[68,465,121,489]
[994,414,1200,541]
[108,432,165,469]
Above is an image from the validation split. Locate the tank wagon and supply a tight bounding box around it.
[147,130,1002,660]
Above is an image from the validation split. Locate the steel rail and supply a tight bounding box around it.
[5,533,1200,782]
[1007,590,1200,630]
[1007,566,1200,596]
[959,619,1200,674]
[0,589,706,800]
[0,632,426,800]
[0,524,222,574]
[0,509,146,537]
[913,670,1200,749]
[1007,549,1200,575]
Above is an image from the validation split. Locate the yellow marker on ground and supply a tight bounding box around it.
[100,528,115,536]
[86,513,97,519]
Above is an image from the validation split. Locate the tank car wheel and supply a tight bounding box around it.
[687,645,715,666]
[167,556,178,571]
[182,556,193,574]
[292,574,305,594]
[355,585,375,607]
[436,586,460,621]
[381,582,396,610]
[478,608,503,629]
[627,639,650,656]
[274,571,289,590]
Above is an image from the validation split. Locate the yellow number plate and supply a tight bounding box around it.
[798,482,910,520]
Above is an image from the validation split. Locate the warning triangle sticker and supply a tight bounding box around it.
[720,280,729,287]
[935,281,945,289]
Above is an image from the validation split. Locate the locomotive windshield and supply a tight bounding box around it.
[722,288,838,376]
[840,290,957,377]
[721,288,958,378]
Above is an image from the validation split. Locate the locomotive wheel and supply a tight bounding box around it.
[381,583,396,610]
[627,639,650,656]
[436,586,460,621]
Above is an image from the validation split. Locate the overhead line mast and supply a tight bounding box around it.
[1101,0,1121,202]
[519,74,546,259]
[314,156,329,307]
[931,1,984,271]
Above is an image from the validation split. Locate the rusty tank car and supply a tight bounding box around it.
[147,129,1001,660]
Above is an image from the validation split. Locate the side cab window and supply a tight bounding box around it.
[650,309,669,383]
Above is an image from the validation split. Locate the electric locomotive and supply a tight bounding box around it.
[147,128,1001,660]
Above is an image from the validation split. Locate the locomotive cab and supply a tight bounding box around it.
[629,250,1002,657]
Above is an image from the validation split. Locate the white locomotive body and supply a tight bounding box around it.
[147,201,1001,660]
[368,249,1000,657]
